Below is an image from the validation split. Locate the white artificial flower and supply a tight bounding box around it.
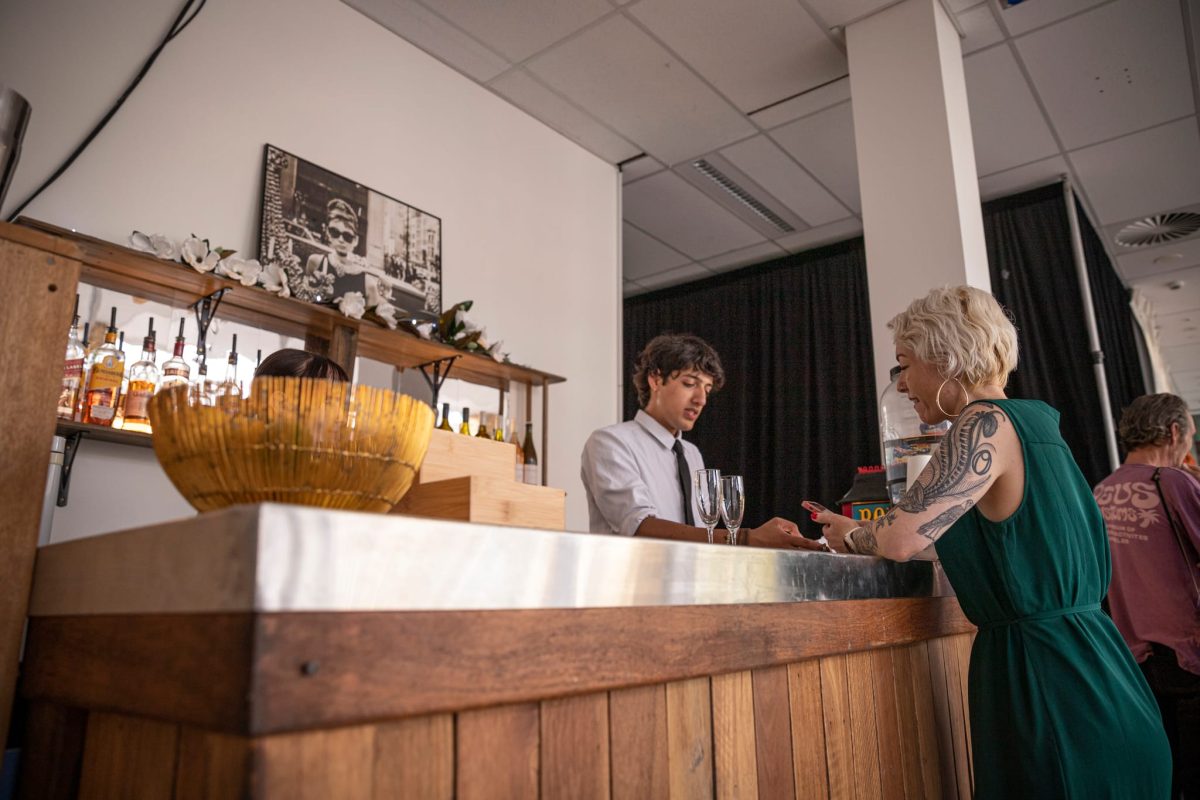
[219,255,262,287]
[374,301,399,330]
[180,236,219,273]
[148,233,179,261]
[129,230,155,253]
[336,291,366,320]
[258,262,290,296]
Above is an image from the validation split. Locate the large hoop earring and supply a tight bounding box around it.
[935,378,969,418]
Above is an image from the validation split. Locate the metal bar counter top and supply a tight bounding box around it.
[19,504,977,799]
[27,503,953,616]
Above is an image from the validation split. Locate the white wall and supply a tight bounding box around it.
[2,0,620,535]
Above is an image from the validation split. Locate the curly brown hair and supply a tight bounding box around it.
[632,334,724,408]
[1117,393,1190,451]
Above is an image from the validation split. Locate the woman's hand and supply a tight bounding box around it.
[801,501,862,553]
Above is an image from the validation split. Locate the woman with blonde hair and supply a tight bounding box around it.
[806,285,1170,798]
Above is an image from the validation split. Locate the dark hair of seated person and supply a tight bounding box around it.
[254,349,349,381]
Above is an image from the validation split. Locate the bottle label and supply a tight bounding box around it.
[87,390,117,421]
[164,365,189,378]
[89,356,125,391]
[63,357,83,380]
[125,391,152,420]
[523,464,541,485]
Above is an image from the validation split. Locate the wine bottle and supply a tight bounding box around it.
[511,418,524,481]
[475,412,490,439]
[522,421,540,485]
[122,319,159,433]
[81,307,125,426]
[459,406,471,436]
[437,401,452,431]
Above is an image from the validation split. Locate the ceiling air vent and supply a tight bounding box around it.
[691,159,796,234]
[1114,212,1200,248]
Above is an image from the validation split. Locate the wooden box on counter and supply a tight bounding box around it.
[396,429,566,530]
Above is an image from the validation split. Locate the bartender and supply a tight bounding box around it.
[581,333,817,549]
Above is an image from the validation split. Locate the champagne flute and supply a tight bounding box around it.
[694,469,722,544]
[720,475,745,546]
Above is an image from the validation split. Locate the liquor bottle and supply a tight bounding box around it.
[190,360,214,406]
[510,418,524,481]
[494,414,505,442]
[75,321,92,420]
[113,330,129,428]
[459,406,471,436]
[159,319,191,392]
[57,297,85,420]
[437,401,452,431]
[475,412,490,439]
[216,334,242,411]
[122,319,159,434]
[81,307,125,426]
[522,421,540,485]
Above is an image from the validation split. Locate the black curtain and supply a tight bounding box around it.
[622,182,1146,526]
[982,182,1144,486]
[623,239,877,534]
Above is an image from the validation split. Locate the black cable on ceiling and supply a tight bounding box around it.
[5,0,208,223]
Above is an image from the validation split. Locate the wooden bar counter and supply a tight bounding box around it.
[18,505,976,799]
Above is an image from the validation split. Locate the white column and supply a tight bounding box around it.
[847,0,991,394]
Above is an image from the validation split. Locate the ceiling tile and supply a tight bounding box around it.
[623,280,646,297]
[1155,308,1200,348]
[1014,0,1194,149]
[623,171,768,259]
[946,0,986,13]
[803,0,898,29]
[1068,118,1200,224]
[774,217,864,252]
[770,102,861,212]
[635,262,714,290]
[958,4,1004,54]
[703,241,787,273]
[621,155,664,183]
[489,69,641,163]
[1112,235,1200,282]
[343,0,509,82]
[623,222,691,280]
[1128,264,1200,315]
[525,14,756,164]
[718,135,851,226]
[420,0,612,62]
[977,156,1069,201]
[627,0,846,113]
[997,0,1111,37]
[1161,341,1200,369]
[964,47,1061,176]
[749,76,851,130]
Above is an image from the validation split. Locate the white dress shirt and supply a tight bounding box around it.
[580,409,706,535]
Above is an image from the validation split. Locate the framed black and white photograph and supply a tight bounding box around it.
[258,144,442,317]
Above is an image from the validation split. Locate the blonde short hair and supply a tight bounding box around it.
[888,286,1018,387]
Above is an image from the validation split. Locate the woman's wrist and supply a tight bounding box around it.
[844,526,864,553]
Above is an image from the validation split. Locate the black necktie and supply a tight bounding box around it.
[673,440,695,526]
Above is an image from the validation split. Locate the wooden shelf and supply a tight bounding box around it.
[7,219,566,392]
[55,420,153,448]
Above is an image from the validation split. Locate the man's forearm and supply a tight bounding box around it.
[633,516,711,542]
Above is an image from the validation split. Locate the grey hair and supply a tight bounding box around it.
[1117,393,1190,451]
[888,286,1019,386]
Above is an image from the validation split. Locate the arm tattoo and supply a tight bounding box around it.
[916,500,974,540]
[848,526,879,555]
[899,409,1004,515]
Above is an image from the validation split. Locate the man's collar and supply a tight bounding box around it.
[635,409,680,449]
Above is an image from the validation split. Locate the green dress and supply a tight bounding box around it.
[935,399,1171,799]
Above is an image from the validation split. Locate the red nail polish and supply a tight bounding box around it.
[810,513,818,520]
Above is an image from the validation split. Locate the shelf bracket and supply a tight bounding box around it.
[57,431,84,507]
[414,356,460,409]
[189,287,231,373]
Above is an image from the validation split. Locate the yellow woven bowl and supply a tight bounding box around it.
[148,377,434,513]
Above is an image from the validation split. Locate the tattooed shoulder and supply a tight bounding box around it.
[898,404,1009,515]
